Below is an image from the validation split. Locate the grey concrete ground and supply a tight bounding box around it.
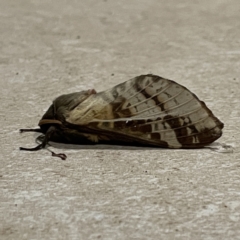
[0,0,240,239]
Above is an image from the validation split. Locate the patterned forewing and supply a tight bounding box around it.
[67,75,223,148]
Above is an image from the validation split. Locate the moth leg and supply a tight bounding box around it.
[20,128,42,133]
[41,127,67,160]
[19,126,54,151]
[50,151,67,160]
[20,126,67,160]
[20,144,44,151]
[19,128,43,151]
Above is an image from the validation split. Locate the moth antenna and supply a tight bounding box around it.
[20,128,42,133]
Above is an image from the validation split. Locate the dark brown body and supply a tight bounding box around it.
[20,74,224,159]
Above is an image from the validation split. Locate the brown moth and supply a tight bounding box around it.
[20,74,224,160]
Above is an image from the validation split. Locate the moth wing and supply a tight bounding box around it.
[66,74,224,148]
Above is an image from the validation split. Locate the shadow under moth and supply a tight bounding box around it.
[20,74,224,160]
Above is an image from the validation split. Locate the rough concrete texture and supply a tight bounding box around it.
[0,0,240,239]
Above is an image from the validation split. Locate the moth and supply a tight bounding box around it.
[20,74,224,160]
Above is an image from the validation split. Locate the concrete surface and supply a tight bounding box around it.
[0,0,240,239]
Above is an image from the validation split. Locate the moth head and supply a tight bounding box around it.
[38,89,96,133]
